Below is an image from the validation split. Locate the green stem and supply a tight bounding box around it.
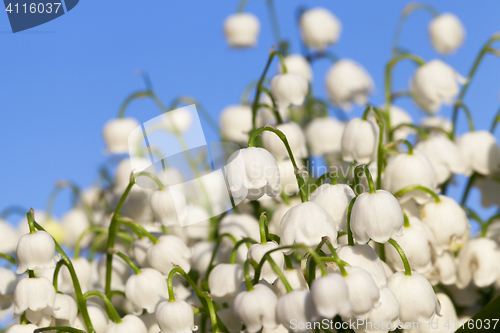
[203,233,237,288]
[265,0,282,46]
[323,238,347,276]
[315,172,338,188]
[259,213,268,244]
[0,253,16,265]
[284,255,293,269]
[117,90,153,118]
[114,251,141,274]
[135,171,165,190]
[387,238,412,276]
[384,139,414,155]
[394,185,441,203]
[449,102,475,139]
[243,259,257,291]
[52,260,65,292]
[391,123,429,140]
[28,270,35,278]
[84,291,122,323]
[361,106,386,190]
[74,227,107,259]
[259,86,283,124]
[490,106,500,133]
[482,213,500,237]
[230,238,258,264]
[403,212,410,228]
[460,173,478,207]
[346,197,357,246]
[0,205,27,219]
[248,125,308,202]
[35,327,86,333]
[117,217,159,244]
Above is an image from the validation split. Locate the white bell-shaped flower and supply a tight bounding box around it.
[305,117,344,156]
[5,324,41,333]
[425,250,457,286]
[16,231,57,274]
[132,237,153,268]
[218,213,260,241]
[356,287,400,333]
[0,220,20,253]
[97,254,131,292]
[53,293,78,325]
[343,266,380,319]
[277,54,313,82]
[103,118,139,154]
[476,177,500,208]
[0,268,17,311]
[309,184,355,232]
[405,292,457,333]
[410,60,465,113]
[280,202,338,254]
[105,314,147,333]
[369,105,414,141]
[226,147,281,201]
[13,277,57,317]
[147,235,191,275]
[341,118,379,164]
[156,300,196,333]
[385,217,438,274]
[223,13,260,48]
[310,273,351,319]
[73,302,110,333]
[429,13,465,55]
[416,135,466,184]
[277,289,316,333]
[299,8,341,50]
[421,195,469,251]
[61,208,91,248]
[247,242,284,284]
[325,59,374,110]
[262,122,308,161]
[150,187,188,227]
[270,73,308,112]
[387,271,440,324]
[273,267,309,297]
[457,130,500,176]
[234,284,279,332]
[277,159,302,196]
[456,237,500,288]
[420,116,453,135]
[219,105,255,146]
[382,151,438,204]
[59,257,92,294]
[114,157,153,192]
[208,263,244,301]
[217,307,243,333]
[125,268,169,313]
[337,245,388,289]
[161,108,192,133]
[190,241,215,276]
[351,190,404,244]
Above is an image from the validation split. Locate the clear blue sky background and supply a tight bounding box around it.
[1,0,500,224]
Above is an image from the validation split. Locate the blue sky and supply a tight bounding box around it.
[1,0,500,224]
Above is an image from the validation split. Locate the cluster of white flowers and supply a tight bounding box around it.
[3,3,500,333]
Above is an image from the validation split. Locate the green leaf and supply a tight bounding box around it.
[454,295,500,331]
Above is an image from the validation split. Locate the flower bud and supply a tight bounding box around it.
[125,268,169,313]
[270,73,308,112]
[13,277,57,317]
[103,118,139,154]
[343,266,380,319]
[156,299,196,333]
[234,284,279,332]
[309,184,355,232]
[105,314,147,333]
[226,147,281,200]
[310,273,351,319]
[457,130,500,176]
[147,235,191,275]
[150,187,188,227]
[305,117,345,156]
[351,190,404,244]
[16,231,58,274]
[325,60,374,110]
[341,118,379,164]
[277,289,316,332]
[299,8,341,50]
[223,13,260,48]
[262,122,308,161]
[456,238,500,288]
[429,13,465,55]
[337,245,387,289]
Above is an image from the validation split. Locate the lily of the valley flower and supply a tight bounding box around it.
[219,105,255,146]
[273,267,309,297]
[156,300,197,333]
[125,268,169,313]
[150,187,188,227]
[278,54,313,82]
[53,293,78,325]
[234,284,279,332]
[16,231,58,274]
[457,130,500,176]
[309,184,355,232]
[337,245,388,289]
[341,118,379,164]
[456,238,500,288]
[13,277,57,318]
[356,287,400,333]
[305,117,345,156]
[429,13,465,55]
[5,324,40,333]
[310,273,351,319]
[270,73,308,112]
[102,118,139,154]
[208,263,244,301]
[247,242,284,284]
[262,122,308,161]
[299,8,341,50]
[277,289,316,333]
[147,235,191,275]
[224,13,260,48]
[343,266,380,319]
[105,314,148,333]
[0,268,17,310]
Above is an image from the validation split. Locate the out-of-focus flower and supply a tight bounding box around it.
[456,238,500,288]
[310,273,351,319]
[234,284,279,332]
[305,117,344,156]
[224,13,260,48]
[219,105,254,146]
[277,289,316,333]
[278,54,313,82]
[262,122,308,161]
[429,13,465,55]
[341,118,379,163]
[105,314,147,333]
[309,184,355,232]
[125,268,169,313]
[103,118,139,154]
[208,263,244,302]
[457,130,500,176]
[147,235,191,275]
[270,73,308,112]
[150,187,188,227]
[299,8,341,50]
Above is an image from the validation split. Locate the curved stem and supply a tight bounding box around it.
[35,327,86,333]
[84,291,122,323]
[449,102,475,139]
[230,238,257,263]
[461,172,478,207]
[117,90,152,118]
[0,205,27,219]
[0,253,16,265]
[243,259,258,291]
[384,139,414,155]
[74,227,107,259]
[265,0,282,46]
[323,237,347,276]
[203,233,237,287]
[391,123,429,140]
[346,197,357,246]
[52,260,65,293]
[362,106,386,190]
[482,213,500,237]
[248,125,308,202]
[394,185,441,203]
[259,86,283,124]
[265,253,293,292]
[114,251,141,274]
[387,238,412,276]
[116,217,159,244]
[259,213,268,244]
[403,212,410,228]
[490,106,500,133]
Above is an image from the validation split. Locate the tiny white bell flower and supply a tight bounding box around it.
[356,287,400,333]
[0,220,19,253]
[421,195,469,251]
[16,231,57,274]
[234,284,279,332]
[162,108,192,133]
[219,105,254,146]
[457,130,500,176]
[59,257,92,293]
[217,307,243,333]
[247,242,284,284]
[147,235,191,275]
[5,324,40,333]
[337,245,388,289]
[405,292,457,333]
[277,54,313,82]
[208,263,244,302]
[132,237,153,268]
[410,60,465,113]
[385,217,438,274]
[325,59,374,110]
[73,302,110,333]
[278,159,302,196]
[382,151,438,204]
[429,13,465,55]
[309,184,355,232]
[171,206,211,241]
[61,208,91,248]
[13,277,57,317]
[420,116,453,135]
[425,250,457,286]
[280,202,338,254]
[341,118,379,164]
[53,293,78,325]
[476,177,500,208]
[150,187,188,227]
[299,8,341,50]
[305,117,345,156]
[98,254,131,292]
[218,213,260,241]
[416,135,466,184]
[226,147,281,201]
[114,157,153,192]
[190,241,215,276]
[270,73,308,112]
[156,299,196,333]
[277,289,316,333]
[0,268,17,311]
[343,266,380,319]
[310,273,351,319]
[224,13,260,48]
[456,238,500,288]
[351,190,404,244]
[368,105,414,141]
[105,314,147,333]
[387,271,440,324]
[103,118,140,154]
[262,122,308,161]
[273,267,308,297]
[125,268,169,313]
